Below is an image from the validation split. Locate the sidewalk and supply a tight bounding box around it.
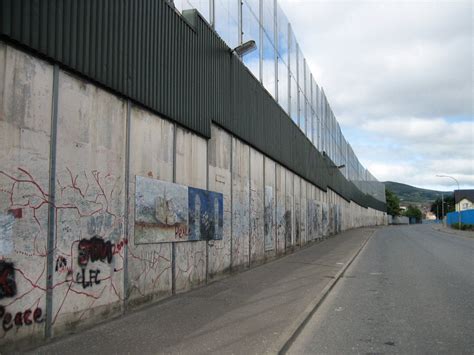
[431,224,474,239]
[27,228,376,355]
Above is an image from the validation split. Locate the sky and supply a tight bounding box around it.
[278,0,473,191]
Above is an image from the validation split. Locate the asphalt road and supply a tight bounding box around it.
[288,224,474,354]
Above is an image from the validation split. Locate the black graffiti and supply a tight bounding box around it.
[76,268,101,289]
[295,215,300,245]
[0,261,16,299]
[295,203,301,245]
[55,256,68,273]
[264,205,273,237]
[0,305,43,332]
[284,211,292,246]
[78,236,114,266]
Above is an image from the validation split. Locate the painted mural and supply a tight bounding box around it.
[188,187,223,241]
[264,186,274,251]
[135,176,223,243]
[135,176,188,243]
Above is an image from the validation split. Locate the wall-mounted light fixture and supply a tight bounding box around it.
[323,151,345,169]
[233,40,257,57]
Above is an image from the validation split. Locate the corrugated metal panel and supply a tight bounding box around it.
[0,0,385,212]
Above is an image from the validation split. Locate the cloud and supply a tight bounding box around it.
[279,0,473,190]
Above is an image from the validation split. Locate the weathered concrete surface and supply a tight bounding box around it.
[127,106,174,305]
[249,148,264,266]
[294,176,301,247]
[263,157,276,259]
[231,138,250,271]
[174,127,207,293]
[275,164,286,255]
[392,215,409,225]
[285,169,294,250]
[288,224,474,354]
[0,42,52,346]
[52,71,127,335]
[207,125,232,280]
[29,227,376,355]
[300,180,307,246]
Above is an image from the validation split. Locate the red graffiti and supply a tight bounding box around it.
[8,208,22,219]
[0,305,43,332]
[175,225,188,239]
[0,167,172,328]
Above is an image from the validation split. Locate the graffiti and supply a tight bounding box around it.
[322,204,328,237]
[78,236,114,266]
[295,202,301,246]
[188,187,223,241]
[264,186,274,250]
[307,200,320,241]
[135,176,223,243]
[276,197,286,252]
[55,256,68,273]
[0,305,44,332]
[284,210,292,247]
[0,262,16,299]
[337,206,340,232]
[0,213,14,256]
[8,208,22,219]
[175,225,188,239]
[87,214,113,237]
[76,269,101,289]
[0,166,131,332]
[75,236,115,290]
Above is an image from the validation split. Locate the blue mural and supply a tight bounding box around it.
[188,187,224,241]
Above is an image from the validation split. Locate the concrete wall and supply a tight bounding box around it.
[207,125,232,280]
[275,164,286,255]
[52,70,127,335]
[263,157,277,260]
[0,43,387,347]
[174,127,208,293]
[231,138,250,271]
[0,41,52,347]
[249,148,265,266]
[392,216,410,225]
[127,105,174,305]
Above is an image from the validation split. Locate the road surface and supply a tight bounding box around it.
[288,224,474,354]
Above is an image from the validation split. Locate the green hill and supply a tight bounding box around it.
[383,181,452,206]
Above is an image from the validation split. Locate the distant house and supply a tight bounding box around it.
[454,190,474,211]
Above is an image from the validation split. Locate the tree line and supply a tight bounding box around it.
[385,188,454,222]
